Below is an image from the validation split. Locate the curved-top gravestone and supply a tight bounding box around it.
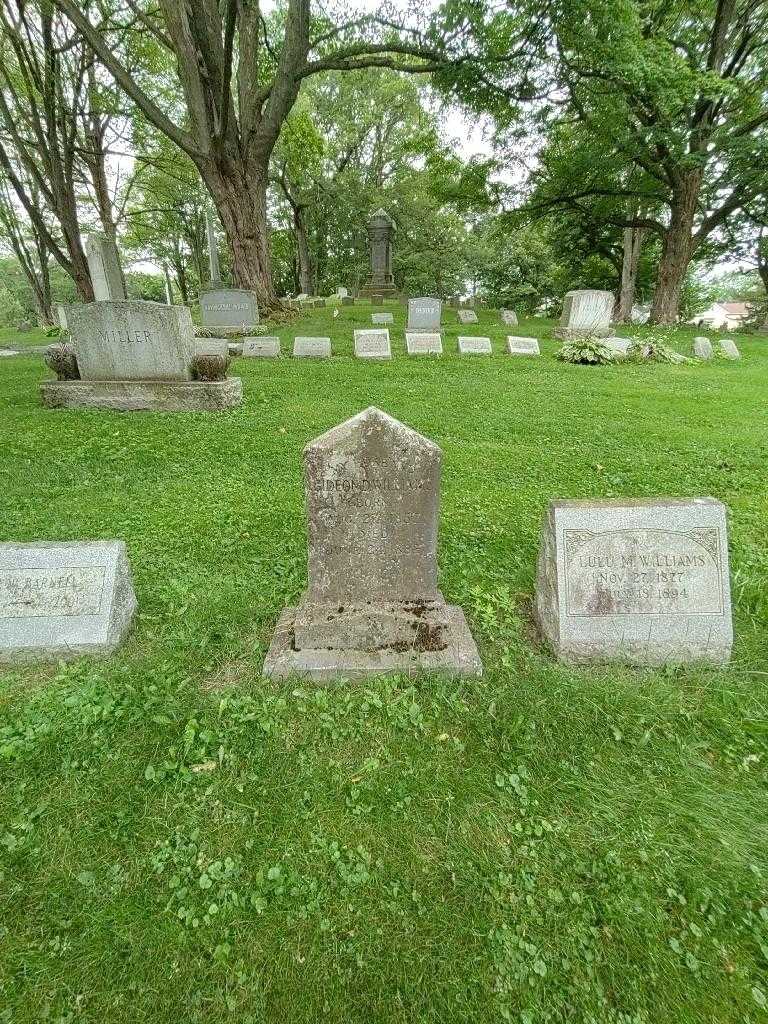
[263,407,482,681]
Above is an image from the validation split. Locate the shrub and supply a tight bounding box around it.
[556,338,613,365]
[44,343,80,380]
[190,353,230,381]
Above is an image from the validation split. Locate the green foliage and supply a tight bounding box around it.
[556,337,614,364]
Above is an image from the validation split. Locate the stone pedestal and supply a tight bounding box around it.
[263,407,482,682]
[360,209,397,297]
[40,377,242,412]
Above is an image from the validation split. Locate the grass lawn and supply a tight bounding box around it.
[1,301,767,1023]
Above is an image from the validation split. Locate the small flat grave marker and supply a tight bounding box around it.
[406,332,442,355]
[458,335,492,355]
[243,336,280,358]
[457,309,479,324]
[506,336,540,356]
[354,329,392,359]
[371,313,394,325]
[294,336,331,358]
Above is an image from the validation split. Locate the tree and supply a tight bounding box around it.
[56,0,458,308]
[0,172,54,325]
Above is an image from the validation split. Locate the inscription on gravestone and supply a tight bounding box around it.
[407,297,441,332]
[354,329,392,359]
[200,288,259,328]
[458,336,492,354]
[406,332,442,355]
[457,310,478,324]
[506,336,540,356]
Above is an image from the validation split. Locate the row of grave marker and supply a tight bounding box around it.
[202,333,542,359]
[1,408,733,677]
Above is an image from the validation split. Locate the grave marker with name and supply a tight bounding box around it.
[554,289,613,339]
[372,312,394,325]
[535,498,733,666]
[406,332,442,355]
[501,310,518,327]
[0,540,136,662]
[242,336,280,358]
[354,329,392,359]
[458,336,492,355]
[506,336,540,356]
[457,309,479,324]
[294,336,331,358]
[263,407,482,680]
[407,297,441,332]
[200,288,259,329]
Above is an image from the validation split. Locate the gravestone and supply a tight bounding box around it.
[195,339,229,359]
[554,290,613,339]
[719,338,740,360]
[501,309,518,327]
[243,336,280,358]
[693,336,713,360]
[337,287,349,298]
[604,337,631,360]
[407,297,441,332]
[371,312,393,325]
[535,498,733,666]
[294,336,331,358]
[200,288,259,329]
[41,301,242,411]
[360,209,397,298]
[341,296,355,306]
[57,305,68,331]
[163,265,174,304]
[263,407,482,681]
[458,336,492,355]
[371,294,384,306]
[86,233,126,302]
[457,309,478,325]
[406,332,442,355]
[354,329,391,359]
[0,540,136,663]
[506,336,540,356]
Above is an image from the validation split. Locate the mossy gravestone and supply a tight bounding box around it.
[0,541,136,663]
[263,407,482,681]
[535,498,733,666]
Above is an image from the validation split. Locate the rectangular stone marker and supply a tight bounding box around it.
[501,309,518,326]
[370,294,384,306]
[337,287,348,298]
[457,309,478,324]
[195,339,229,358]
[554,289,613,339]
[294,336,331,358]
[263,407,482,681]
[604,337,631,360]
[243,336,280,358]
[372,312,393,325]
[200,288,259,328]
[407,297,441,332]
[86,233,126,302]
[0,540,136,663]
[535,498,733,666]
[57,304,68,331]
[354,329,391,359]
[506,336,540,356]
[458,335,492,355]
[693,336,713,359]
[406,332,442,355]
[341,296,355,306]
[718,338,740,359]
[67,301,195,380]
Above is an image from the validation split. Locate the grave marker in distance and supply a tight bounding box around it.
[458,336,492,355]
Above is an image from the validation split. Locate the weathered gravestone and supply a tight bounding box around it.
[407,297,441,333]
[0,540,136,663]
[370,294,384,306]
[57,305,68,331]
[535,498,733,666]
[360,209,397,298]
[341,296,355,306]
[372,312,393,325]
[354,329,392,359]
[294,336,331,358]
[242,336,280,358]
[719,338,741,360]
[200,288,259,330]
[406,332,442,355]
[263,407,482,681]
[86,233,126,302]
[501,310,518,327]
[693,336,713,360]
[554,290,613,339]
[458,336,492,355]
[41,301,242,410]
[337,287,349,298]
[604,337,631,360]
[195,339,229,359]
[457,309,479,325]
[506,336,540,356]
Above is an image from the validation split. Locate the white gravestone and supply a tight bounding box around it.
[407,297,442,332]
[506,336,540,356]
[555,290,613,339]
[242,336,280,358]
[604,337,631,360]
[457,309,479,324]
[263,407,482,681]
[535,498,733,666]
[458,336,492,355]
[86,233,126,302]
[0,540,136,663]
[354,329,392,359]
[294,336,331,358]
[371,313,394,325]
[406,332,442,355]
[337,287,349,298]
[693,336,713,360]
[57,305,68,331]
[195,339,229,358]
[501,310,518,327]
[718,338,740,360]
[200,288,259,328]
[67,301,195,380]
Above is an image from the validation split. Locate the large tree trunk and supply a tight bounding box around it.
[615,226,645,321]
[649,170,702,325]
[200,159,277,309]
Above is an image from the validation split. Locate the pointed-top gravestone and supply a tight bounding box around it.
[263,407,482,681]
[86,233,126,301]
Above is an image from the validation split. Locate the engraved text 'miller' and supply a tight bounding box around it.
[0,566,107,619]
[563,528,724,617]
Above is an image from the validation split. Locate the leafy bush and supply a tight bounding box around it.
[556,338,613,364]
[190,353,230,381]
[627,335,688,364]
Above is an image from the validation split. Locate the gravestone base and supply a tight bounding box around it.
[294,593,452,650]
[553,325,612,340]
[263,604,482,683]
[40,377,242,412]
[359,284,398,299]
[196,325,259,338]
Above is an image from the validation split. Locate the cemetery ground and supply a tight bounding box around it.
[1,302,768,1024]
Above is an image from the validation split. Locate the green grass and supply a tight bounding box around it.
[1,301,767,1023]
